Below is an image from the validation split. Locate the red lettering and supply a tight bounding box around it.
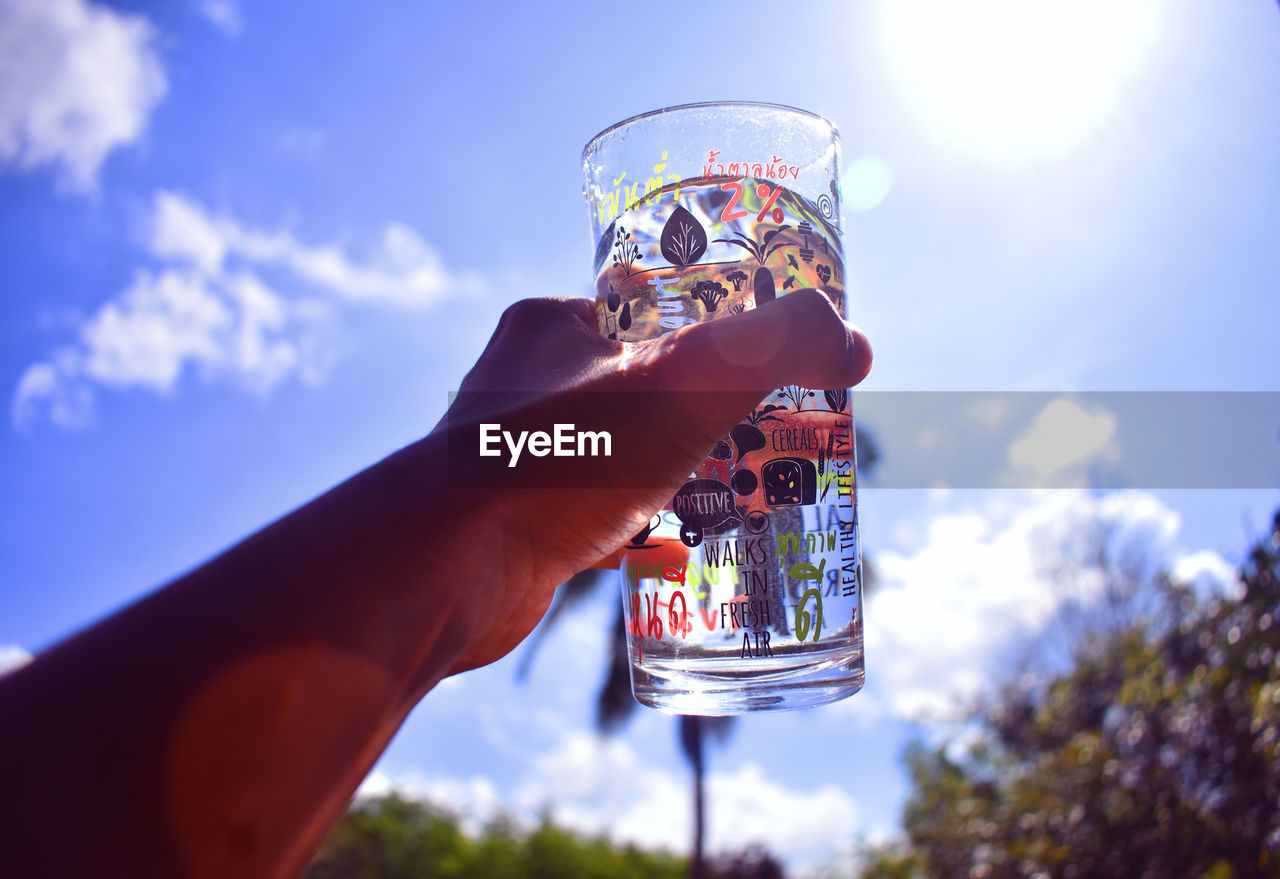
[700,606,719,631]
[720,181,748,222]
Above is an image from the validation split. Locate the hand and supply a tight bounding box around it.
[433,290,871,673]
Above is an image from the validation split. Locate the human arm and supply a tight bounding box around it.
[0,291,871,877]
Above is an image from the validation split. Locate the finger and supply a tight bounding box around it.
[463,297,617,391]
[550,296,600,331]
[639,289,870,393]
[491,297,602,340]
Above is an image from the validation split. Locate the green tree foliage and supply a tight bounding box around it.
[307,793,689,879]
[860,509,1280,879]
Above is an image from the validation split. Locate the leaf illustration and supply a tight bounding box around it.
[713,236,764,262]
[660,206,708,266]
[762,226,791,248]
[824,388,848,413]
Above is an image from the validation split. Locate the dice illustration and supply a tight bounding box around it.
[762,457,817,507]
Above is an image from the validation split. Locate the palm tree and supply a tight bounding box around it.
[519,570,733,879]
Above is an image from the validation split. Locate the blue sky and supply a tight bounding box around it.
[2,0,1278,872]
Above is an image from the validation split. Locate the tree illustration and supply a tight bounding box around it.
[776,384,815,412]
[690,280,728,313]
[713,226,791,306]
[725,270,748,291]
[612,225,642,277]
[746,403,787,425]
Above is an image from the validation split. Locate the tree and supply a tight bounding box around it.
[307,793,689,879]
[859,509,1280,879]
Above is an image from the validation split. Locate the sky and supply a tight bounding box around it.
[2,0,1279,874]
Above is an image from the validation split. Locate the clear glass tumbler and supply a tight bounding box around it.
[582,102,864,714]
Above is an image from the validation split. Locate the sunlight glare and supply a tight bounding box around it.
[882,0,1161,156]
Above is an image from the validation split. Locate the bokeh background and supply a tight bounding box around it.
[2,1,1278,876]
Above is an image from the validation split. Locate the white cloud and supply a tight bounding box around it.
[0,644,33,676]
[1005,396,1119,486]
[1172,549,1242,600]
[12,356,92,430]
[0,0,166,191]
[79,268,232,390]
[147,190,477,308]
[357,769,507,836]
[196,0,240,36]
[354,719,863,872]
[512,730,859,870]
[861,490,1220,721]
[149,190,229,274]
[14,190,480,430]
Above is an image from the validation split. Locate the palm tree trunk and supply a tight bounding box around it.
[687,716,707,879]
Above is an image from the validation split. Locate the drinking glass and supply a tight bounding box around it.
[582,102,863,714]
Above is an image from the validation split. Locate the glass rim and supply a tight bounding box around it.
[582,101,838,161]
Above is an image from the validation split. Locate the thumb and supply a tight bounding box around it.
[639,289,871,394]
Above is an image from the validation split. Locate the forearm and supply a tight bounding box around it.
[0,431,500,877]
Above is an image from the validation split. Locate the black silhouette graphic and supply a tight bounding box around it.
[725,270,748,291]
[787,253,800,270]
[815,263,832,285]
[724,405,786,466]
[753,267,776,306]
[612,225,642,277]
[782,275,798,290]
[729,424,766,466]
[730,468,758,496]
[690,279,728,313]
[776,385,815,412]
[797,221,814,264]
[762,457,818,507]
[603,282,621,340]
[824,388,847,413]
[743,509,771,533]
[593,220,616,274]
[713,225,791,308]
[618,300,632,332]
[659,206,708,266]
[710,440,732,461]
[628,513,663,549]
[671,478,740,548]
[747,404,787,424]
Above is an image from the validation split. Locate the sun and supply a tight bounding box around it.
[879,0,1163,157]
